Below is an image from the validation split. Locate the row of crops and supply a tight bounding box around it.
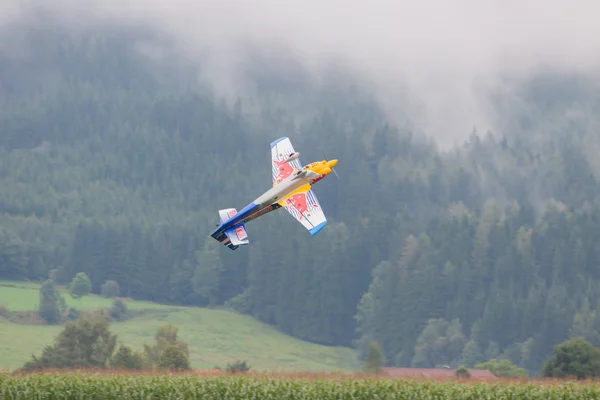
[2,371,600,399]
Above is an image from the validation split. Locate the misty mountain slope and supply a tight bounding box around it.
[2,11,600,376]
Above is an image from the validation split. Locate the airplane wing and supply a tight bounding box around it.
[279,185,327,236]
[271,137,302,186]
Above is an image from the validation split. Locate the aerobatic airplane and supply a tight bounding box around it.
[210,137,338,250]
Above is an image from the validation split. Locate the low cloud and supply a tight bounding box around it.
[3,0,600,147]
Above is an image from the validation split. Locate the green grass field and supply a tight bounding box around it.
[0,281,174,311]
[0,280,359,372]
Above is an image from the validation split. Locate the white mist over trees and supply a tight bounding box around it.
[3,0,600,147]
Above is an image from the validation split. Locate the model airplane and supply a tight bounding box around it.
[210,137,338,250]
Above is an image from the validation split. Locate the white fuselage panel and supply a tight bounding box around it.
[253,173,309,206]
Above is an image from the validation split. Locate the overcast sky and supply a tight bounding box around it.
[3,0,600,147]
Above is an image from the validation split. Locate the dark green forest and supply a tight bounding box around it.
[2,14,600,376]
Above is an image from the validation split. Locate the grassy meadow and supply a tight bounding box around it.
[0,280,359,372]
[0,281,174,312]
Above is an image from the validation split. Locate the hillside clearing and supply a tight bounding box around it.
[0,280,359,372]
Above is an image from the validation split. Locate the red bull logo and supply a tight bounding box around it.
[235,226,248,240]
[273,158,294,184]
[286,192,318,220]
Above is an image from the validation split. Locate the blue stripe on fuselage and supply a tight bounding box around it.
[211,202,260,238]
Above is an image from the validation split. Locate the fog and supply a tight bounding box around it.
[3,0,600,148]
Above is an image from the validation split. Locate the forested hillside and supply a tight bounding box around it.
[2,13,600,376]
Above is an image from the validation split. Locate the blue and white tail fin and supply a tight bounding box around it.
[225,223,249,247]
[218,208,239,224]
[212,208,249,250]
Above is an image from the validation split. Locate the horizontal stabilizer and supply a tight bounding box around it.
[225,223,250,247]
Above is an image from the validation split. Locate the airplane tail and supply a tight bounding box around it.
[212,208,250,250]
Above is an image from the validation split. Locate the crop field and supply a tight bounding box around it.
[2,370,600,400]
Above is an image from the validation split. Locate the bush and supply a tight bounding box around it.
[110,344,144,369]
[158,345,190,371]
[109,299,128,321]
[474,358,528,378]
[142,324,189,367]
[225,360,251,373]
[455,366,470,377]
[542,337,600,379]
[69,272,92,300]
[101,280,121,298]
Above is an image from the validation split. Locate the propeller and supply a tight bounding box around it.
[331,165,340,178]
[321,153,340,178]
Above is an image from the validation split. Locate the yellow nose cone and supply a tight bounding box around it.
[327,159,338,169]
